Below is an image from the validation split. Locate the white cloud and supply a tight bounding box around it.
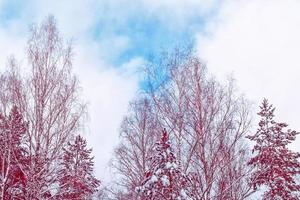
[0,25,27,71]
[79,65,140,182]
[83,0,220,33]
[71,39,142,182]
[140,0,219,25]
[27,0,97,37]
[196,0,300,151]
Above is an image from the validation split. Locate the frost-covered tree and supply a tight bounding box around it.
[247,99,300,199]
[0,106,28,199]
[136,129,195,200]
[111,98,160,198]
[56,135,100,199]
[113,49,252,199]
[143,49,252,199]
[0,16,86,199]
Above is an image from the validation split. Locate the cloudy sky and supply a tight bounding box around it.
[0,0,299,183]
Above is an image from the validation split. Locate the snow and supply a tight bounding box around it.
[135,131,196,199]
[155,168,162,175]
[166,161,178,169]
[161,175,170,186]
[150,175,158,183]
[180,189,193,200]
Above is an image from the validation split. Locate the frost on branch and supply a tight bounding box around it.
[136,129,195,200]
[247,99,300,199]
[56,135,100,199]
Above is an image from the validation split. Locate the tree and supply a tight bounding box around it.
[25,16,86,198]
[144,48,253,199]
[136,129,195,200]
[56,135,100,199]
[0,106,28,199]
[113,48,253,199]
[0,58,25,117]
[111,98,161,199]
[247,99,300,199]
[0,16,86,198]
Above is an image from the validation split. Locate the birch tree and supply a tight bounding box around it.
[145,49,253,199]
[0,16,86,199]
[111,98,160,199]
[113,48,253,199]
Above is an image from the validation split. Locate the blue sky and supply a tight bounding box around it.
[0,0,300,184]
[0,0,221,69]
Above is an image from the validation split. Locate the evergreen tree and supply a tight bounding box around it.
[136,129,195,200]
[247,99,300,199]
[57,135,100,199]
[0,106,28,199]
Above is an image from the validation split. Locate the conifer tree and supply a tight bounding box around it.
[247,99,300,199]
[56,135,100,199]
[136,129,195,200]
[0,106,28,199]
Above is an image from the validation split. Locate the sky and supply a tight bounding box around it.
[0,0,299,184]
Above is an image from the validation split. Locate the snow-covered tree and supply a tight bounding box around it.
[247,99,300,199]
[136,129,195,200]
[142,49,252,199]
[111,98,160,198]
[0,16,86,198]
[0,106,28,199]
[56,135,100,199]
